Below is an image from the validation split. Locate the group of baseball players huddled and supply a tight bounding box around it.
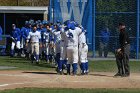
[10,19,88,75]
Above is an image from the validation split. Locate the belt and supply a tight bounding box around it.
[66,45,78,47]
[31,42,39,43]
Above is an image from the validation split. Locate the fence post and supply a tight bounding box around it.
[4,13,6,35]
[136,0,140,59]
[93,0,96,57]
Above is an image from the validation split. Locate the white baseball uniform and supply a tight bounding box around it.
[53,30,61,54]
[27,31,41,55]
[60,27,67,61]
[79,32,88,63]
[65,27,82,64]
[42,31,50,56]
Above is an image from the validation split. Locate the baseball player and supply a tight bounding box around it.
[65,21,82,75]
[41,23,51,62]
[52,24,62,74]
[27,24,41,64]
[37,23,44,59]
[10,24,21,57]
[20,21,29,56]
[22,21,32,59]
[54,23,68,74]
[48,24,56,64]
[78,29,89,75]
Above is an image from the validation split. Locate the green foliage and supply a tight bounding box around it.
[95,0,136,33]
[96,0,135,12]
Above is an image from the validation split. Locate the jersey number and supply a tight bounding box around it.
[67,32,73,38]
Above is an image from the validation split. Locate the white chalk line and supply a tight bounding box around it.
[0,82,32,87]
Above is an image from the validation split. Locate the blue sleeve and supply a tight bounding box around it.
[17,28,21,39]
[0,26,3,35]
[21,27,26,39]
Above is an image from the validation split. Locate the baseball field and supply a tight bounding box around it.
[0,56,140,93]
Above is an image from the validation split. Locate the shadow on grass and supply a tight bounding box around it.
[22,71,57,75]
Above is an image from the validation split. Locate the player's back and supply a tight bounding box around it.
[66,27,82,47]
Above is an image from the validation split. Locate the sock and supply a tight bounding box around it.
[36,55,39,61]
[67,64,71,74]
[58,60,63,71]
[56,53,60,65]
[81,63,86,73]
[85,61,89,72]
[72,63,78,75]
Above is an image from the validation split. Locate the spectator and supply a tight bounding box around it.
[99,27,110,58]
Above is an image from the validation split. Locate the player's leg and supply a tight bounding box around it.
[104,43,108,58]
[31,43,35,63]
[79,47,86,75]
[84,45,89,74]
[20,37,24,56]
[16,41,21,56]
[123,44,130,76]
[114,51,123,76]
[49,42,53,63]
[58,42,65,74]
[72,46,79,75]
[44,42,49,62]
[35,42,40,64]
[55,42,60,65]
[66,46,73,75]
[62,45,67,70]
[79,44,88,75]
[60,42,67,72]
[11,42,15,57]
[99,42,103,57]
[26,43,31,59]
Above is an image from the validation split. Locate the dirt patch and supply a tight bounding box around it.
[0,71,140,90]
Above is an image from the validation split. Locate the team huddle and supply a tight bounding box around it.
[10,20,88,75]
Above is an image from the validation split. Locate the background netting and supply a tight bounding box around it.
[94,0,138,58]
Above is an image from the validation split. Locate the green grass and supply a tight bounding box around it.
[0,56,140,73]
[1,88,140,93]
[89,60,140,73]
[0,56,55,71]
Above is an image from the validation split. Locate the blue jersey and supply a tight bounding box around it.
[11,28,21,41]
[37,28,44,33]
[22,27,31,40]
[41,28,50,43]
[100,29,110,44]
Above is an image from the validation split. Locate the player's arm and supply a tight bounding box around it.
[38,32,42,47]
[26,32,31,46]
